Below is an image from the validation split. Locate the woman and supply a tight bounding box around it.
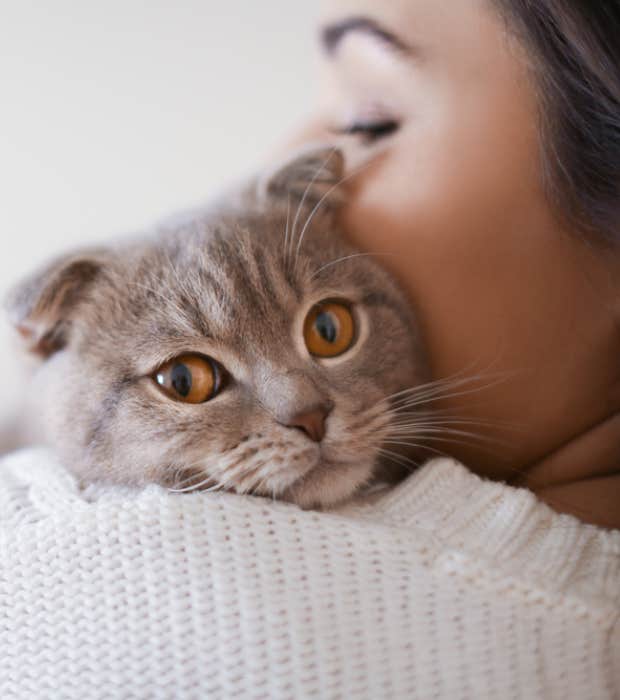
[292,0,620,529]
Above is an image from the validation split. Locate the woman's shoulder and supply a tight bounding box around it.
[338,458,620,613]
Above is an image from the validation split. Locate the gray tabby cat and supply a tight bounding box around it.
[6,148,429,508]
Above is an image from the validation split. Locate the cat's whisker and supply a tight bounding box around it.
[168,472,213,494]
[378,446,419,466]
[289,146,340,269]
[236,464,268,495]
[213,452,274,495]
[356,409,394,436]
[387,413,513,442]
[311,252,397,281]
[282,192,292,271]
[390,421,498,439]
[376,447,420,471]
[293,156,377,272]
[381,440,450,460]
[389,425,510,448]
[389,369,511,405]
[388,415,521,435]
[387,434,505,460]
[390,412,516,426]
[256,468,281,499]
[382,357,497,404]
[385,387,486,418]
[391,374,515,413]
[203,482,225,494]
[166,460,211,492]
[254,472,273,499]
[170,450,250,493]
[385,352,513,411]
[383,375,471,405]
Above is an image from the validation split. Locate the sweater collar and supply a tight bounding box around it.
[337,459,620,611]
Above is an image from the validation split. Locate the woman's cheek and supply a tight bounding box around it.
[341,145,471,258]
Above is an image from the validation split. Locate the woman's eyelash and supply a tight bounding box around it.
[333,119,400,142]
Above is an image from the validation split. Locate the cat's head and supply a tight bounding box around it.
[7,147,428,508]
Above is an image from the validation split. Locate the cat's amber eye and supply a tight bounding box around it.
[304,301,356,358]
[154,354,220,404]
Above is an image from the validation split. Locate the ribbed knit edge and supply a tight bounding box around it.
[342,459,620,612]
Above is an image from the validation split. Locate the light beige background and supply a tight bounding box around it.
[0,1,318,421]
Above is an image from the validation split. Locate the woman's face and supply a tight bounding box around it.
[295,0,620,483]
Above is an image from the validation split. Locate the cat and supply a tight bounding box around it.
[5,147,429,508]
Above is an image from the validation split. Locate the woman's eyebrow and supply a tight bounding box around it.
[320,16,413,57]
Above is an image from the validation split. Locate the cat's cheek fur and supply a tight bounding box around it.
[33,350,127,484]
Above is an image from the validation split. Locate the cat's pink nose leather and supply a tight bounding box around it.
[285,405,332,443]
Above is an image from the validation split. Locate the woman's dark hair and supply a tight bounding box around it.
[494,1,620,243]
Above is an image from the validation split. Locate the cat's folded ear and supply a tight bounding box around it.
[5,249,110,357]
[260,146,347,211]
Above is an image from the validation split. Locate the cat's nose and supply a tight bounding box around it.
[283,402,333,443]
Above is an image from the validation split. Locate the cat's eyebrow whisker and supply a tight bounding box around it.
[282,192,292,271]
[310,252,397,281]
[293,156,377,272]
[163,249,194,303]
[290,146,340,268]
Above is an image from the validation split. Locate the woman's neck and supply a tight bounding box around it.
[516,412,620,529]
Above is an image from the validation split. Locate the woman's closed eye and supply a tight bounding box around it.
[332,118,401,143]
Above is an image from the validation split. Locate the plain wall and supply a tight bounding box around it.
[0,1,319,421]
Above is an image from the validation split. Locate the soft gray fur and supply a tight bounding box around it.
[6,148,428,508]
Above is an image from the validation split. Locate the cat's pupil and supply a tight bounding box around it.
[171,363,192,397]
[315,311,338,344]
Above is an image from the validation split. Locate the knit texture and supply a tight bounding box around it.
[1,448,618,700]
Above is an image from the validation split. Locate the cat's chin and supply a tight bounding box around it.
[279,458,376,510]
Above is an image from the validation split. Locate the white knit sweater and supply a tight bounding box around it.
[0,449,618,700]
